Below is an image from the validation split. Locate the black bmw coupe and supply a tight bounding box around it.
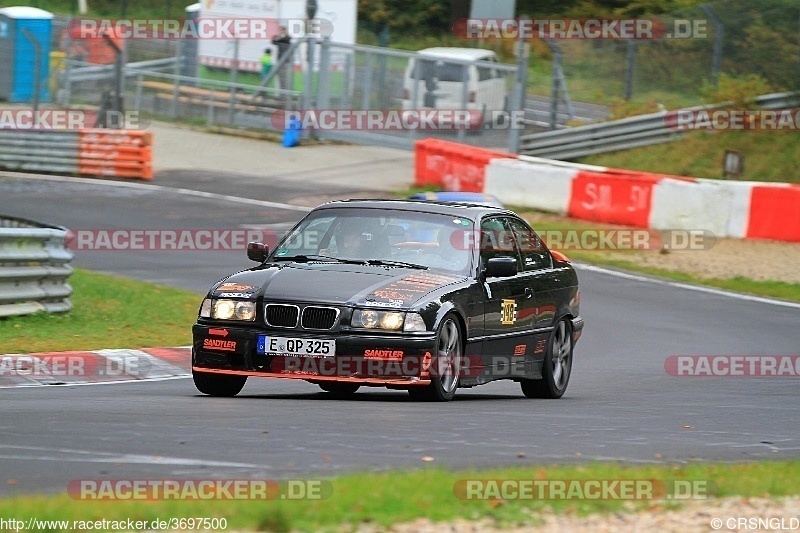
[192,199,583,401]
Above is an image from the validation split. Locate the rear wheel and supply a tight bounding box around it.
[193,370,247,397]
[408,315,461,402]
[521,319,572,399]
[318,382,360,395]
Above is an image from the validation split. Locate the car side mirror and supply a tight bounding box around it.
[485,257,518,278]
[247,241,269,262]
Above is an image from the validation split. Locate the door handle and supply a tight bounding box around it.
[525,288,534,299]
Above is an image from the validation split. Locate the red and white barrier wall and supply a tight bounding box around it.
[414,138,800,242]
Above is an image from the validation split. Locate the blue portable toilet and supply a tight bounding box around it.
[0,6,53,103]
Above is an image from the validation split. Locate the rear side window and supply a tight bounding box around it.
[507,218,551,271]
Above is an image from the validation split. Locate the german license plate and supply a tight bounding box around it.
[257,335,335,357]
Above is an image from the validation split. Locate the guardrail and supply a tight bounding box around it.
[61,57,180,84]
[520,91,800,159]
[0,129,153,180]
[0,216,73,318]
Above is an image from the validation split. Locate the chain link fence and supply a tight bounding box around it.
[543,0,800,120]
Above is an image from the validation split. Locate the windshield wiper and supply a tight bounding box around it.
[274,254,364,265]
[365,259,429,270]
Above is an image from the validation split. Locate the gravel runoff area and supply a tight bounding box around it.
[154,496,798,532]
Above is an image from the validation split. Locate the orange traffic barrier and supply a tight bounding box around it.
[568,170,695,228]
[77,129,153,180]
[746,184,800,242]
[414,138,516,192]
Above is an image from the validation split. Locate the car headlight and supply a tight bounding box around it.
[209,299,256,321]
[352,309,405,331]
[199,298,212,318]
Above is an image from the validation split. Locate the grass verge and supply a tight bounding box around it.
[576,130,800,184]
[2,461,799,532]
[0,269,200,353]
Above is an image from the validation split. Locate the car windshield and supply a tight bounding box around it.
[271,208,474,275]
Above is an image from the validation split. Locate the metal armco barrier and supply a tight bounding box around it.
[520,91,800,159]
[0,129,153,180]
[0,216,73,318]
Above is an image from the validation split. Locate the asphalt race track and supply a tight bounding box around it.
[1,172,799,496]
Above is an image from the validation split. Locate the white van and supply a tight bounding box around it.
[401,47,506,125]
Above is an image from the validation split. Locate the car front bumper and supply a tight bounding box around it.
[192,324,437,387]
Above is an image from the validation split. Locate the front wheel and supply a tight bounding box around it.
[193,370,247,397]
[409,315,462,402]
[521,319,573,399]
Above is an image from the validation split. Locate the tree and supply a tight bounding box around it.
[358,0,449,34]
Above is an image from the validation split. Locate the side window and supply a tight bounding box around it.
[478,66,493,82]
[507,218,551,271]
[480,217,521,270]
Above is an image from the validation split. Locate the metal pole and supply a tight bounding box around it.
[361,52,373,109]
[102,34,123,128]
[134,73,143,113]
[377,25,389,107]
[228,39,239,126]
[546,39,561,131]
[303,36,316,140]
[317,38,331,110]
[624,40,635,101]
[172,39,182,119]
[458,61,469,143]
[408,55,421,142]
[701,4,724,85]
[508,24,530,154]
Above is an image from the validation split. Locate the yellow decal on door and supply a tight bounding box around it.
[501,299,517,325]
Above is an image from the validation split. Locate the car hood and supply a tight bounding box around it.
[210,263,465,308]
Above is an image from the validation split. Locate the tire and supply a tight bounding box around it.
[521,319,573,399]
[193,370,247,397]
[408,315,462,402]
[318,382,360,395]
